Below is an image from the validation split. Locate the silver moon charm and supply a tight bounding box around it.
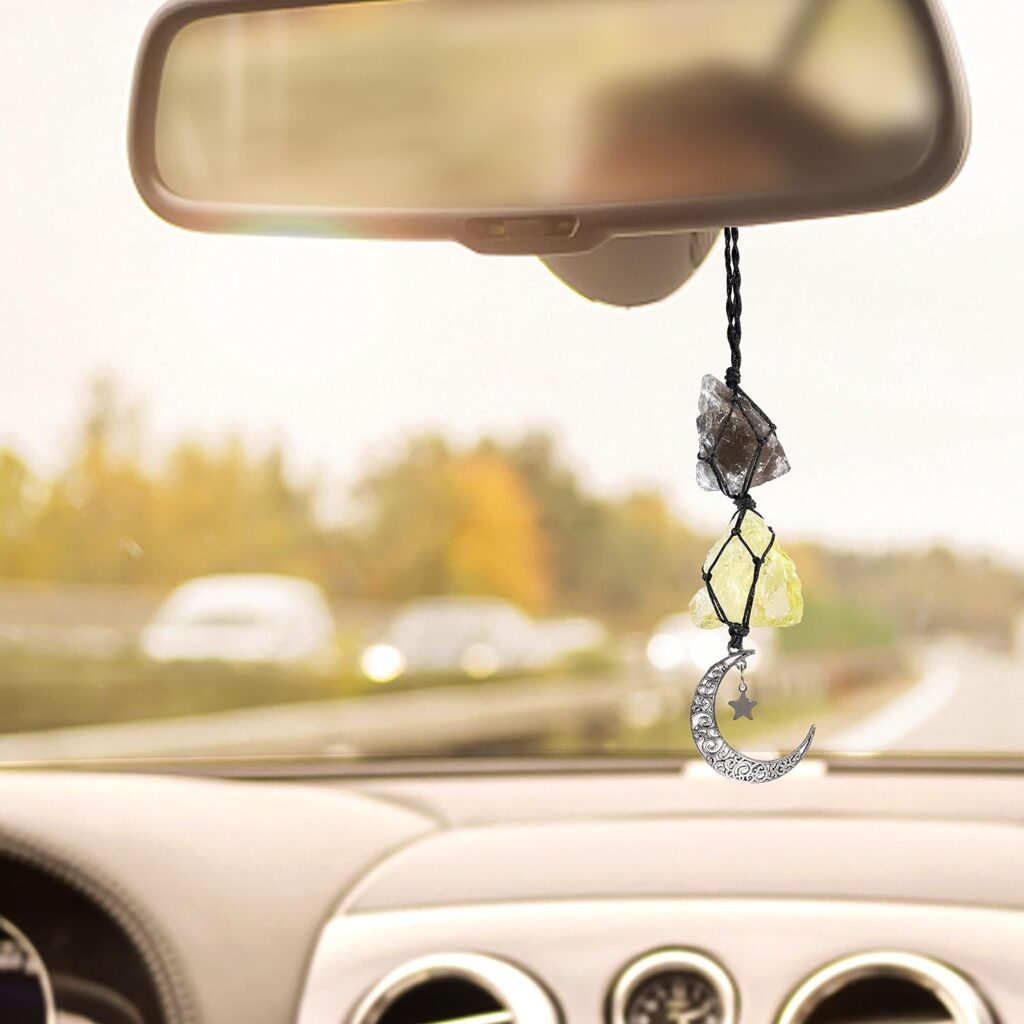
[690,649,815,783]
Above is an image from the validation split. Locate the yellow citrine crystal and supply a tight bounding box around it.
[689,512,803,630]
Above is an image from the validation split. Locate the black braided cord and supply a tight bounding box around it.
[724,226,743,392]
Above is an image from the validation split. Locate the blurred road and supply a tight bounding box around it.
[0,639,1018,764]
[0,673,632,762]
[830,641,1024,754]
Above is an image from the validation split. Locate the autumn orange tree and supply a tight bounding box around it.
[348,431,707,625]
[349,435,551,613]
[491,432,706,624]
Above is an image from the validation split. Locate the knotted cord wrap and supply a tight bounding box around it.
[728,623,750,648]
[701,227,780,652]
[696,383,780,500]
[703,504,777,652]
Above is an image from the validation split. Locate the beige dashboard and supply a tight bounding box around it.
[0,764,1021,1023]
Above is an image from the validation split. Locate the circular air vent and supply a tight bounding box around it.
[609,948,738,1024]
[349,952,560,1024]
[777,951,996,1024]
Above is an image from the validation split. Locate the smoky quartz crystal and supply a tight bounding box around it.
[695,374,790,497]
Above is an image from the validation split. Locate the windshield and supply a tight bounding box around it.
[0,0,1021,766]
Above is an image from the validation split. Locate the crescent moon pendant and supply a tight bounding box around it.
[690,649,815,783]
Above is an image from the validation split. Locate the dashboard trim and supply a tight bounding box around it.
[297,898,1022,1024]
[5,754,1024,780]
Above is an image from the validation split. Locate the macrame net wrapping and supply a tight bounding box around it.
[697,228,786,653]
[696,381,786,499]
[701,505,776,652]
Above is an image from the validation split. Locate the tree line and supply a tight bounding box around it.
[0,378,1020,640]
[0,379,704,626]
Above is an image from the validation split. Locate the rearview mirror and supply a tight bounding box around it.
[129,0,969,254]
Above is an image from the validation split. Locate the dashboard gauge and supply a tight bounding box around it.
[0,918,55,1024]
[611,950,736,1024]
[624,970,724,1024]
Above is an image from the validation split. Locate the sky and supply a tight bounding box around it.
[1,0,1023,564]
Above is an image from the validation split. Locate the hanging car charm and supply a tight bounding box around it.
[688,228,815,783]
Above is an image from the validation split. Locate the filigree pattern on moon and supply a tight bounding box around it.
[690,650,815,784]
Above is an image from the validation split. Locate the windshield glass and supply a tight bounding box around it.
[0,0,1021,766]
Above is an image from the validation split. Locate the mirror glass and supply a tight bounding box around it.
[152,0,943,213]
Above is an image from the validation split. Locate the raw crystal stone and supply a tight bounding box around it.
[696,374,790,496]
[689,511,803,629]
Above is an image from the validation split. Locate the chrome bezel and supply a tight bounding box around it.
[0,916,57,1024]
[609,948,738,1024]
[348,951,559,1024]
[776,950,996,1024]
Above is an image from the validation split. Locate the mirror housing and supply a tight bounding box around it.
[129,0,970,255]
[543,231,719,307]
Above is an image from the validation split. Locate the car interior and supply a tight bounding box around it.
[1,1,1021,1023]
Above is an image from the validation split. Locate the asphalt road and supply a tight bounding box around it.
[829,641,1024,754]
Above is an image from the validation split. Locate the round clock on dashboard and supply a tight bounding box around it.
[609,948,737,1024]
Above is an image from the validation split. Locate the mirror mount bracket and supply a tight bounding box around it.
[541,230,719,307]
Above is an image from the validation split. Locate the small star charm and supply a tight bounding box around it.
[728,691,757,720]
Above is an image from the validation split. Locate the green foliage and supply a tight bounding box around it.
[0,449,35,575]
[791,541,1024,646]
[778,597,897,652]
[488,433,705,625]
[147,439,324,583]
[0,647,367,733]
[352,434,456,599]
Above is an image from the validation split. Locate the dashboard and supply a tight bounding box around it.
[0,762,1021,1023]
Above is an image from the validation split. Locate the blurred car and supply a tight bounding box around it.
[140,574,336,668]
[645,612,776,677]
[361,596,542,683]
